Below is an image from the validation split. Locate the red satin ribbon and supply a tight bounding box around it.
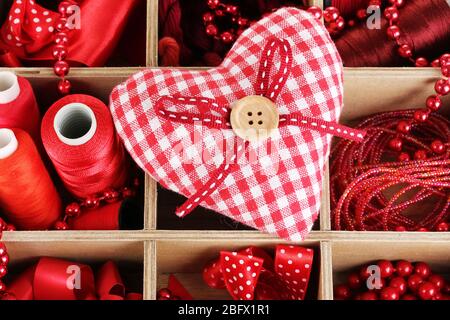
[0,0,138,67]
[7,257,142,300]
[203,245,314,300]
[155,37,366,218]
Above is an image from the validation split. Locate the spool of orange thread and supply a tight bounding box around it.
[0,128,61,230]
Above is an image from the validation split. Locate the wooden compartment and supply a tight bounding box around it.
[2,240,149,299]
[331,241,450,299]
[155,239,330,300]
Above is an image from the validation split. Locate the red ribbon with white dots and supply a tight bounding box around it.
[156,37,366,218]
[203,245,314,300]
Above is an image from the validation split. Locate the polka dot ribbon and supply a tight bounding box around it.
[155,37,366,218]
[0,0,60,56]
[203,245,314,300]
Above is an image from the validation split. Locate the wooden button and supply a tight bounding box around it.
[230,95,279,142]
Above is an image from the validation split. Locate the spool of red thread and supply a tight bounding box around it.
[0,72,40,141]
[41,94,129,199]
[0,128,61,230]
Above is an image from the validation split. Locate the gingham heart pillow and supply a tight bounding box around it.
[110,7,364,240]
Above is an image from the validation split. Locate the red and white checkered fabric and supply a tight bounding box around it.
[110,7,343,240]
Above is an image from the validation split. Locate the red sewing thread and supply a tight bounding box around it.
[41,94,129,200]
[0,129,61,230]
[332,0,450,67]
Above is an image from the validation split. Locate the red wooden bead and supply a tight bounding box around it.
[334,16,345,31]
[396,121,411,134]
[220,32,234,44]
[202,12,214,24]
[417,227,428,232]
[415,57,428,67]
[426,95,442,111]
[380,287,400,300]
[225,5,238,15]
[207,0,219,9]
[52,44,68,61]
[65,202,81,217]
[0,253,9,266]
[0,280,5,292]
[0,243,6,256]
[0,219,5,231]
[388,138,403,151]
[408,274,424,292]
[237,18,248,27]
[55,32,69,45]
[205,24,218,36]
[435,222,449,231]
[389,277,407,295]
[215,9,225,17]
[442,65,450,78]
[377,260,395,278]
[414,262,431,279]
[402,294,417,300]
[104,189,120,203]
[84,197,100,209]
[5,225,15,231]
[398,44,412,58]
[387,25,401,40]
[324,7,340,22]
[347,272,362,289]
[397,154,410,165]
[307,6,323,20]
[428,274,445,290]
[359,264,372,280]
[432,292,443,300]
[431,59,441,68]
[334,284,351,300]
[435,79,450,95]
[56,17,68,32]
[440,53,450,66]
[431,140,445,154]
[0,265,7,278]
[54,60,70,77]
[54,221,69,230]
[396,260,413,277]
[384,6,399,21]
[58,79,71,95]
[58,1,73,17]
[360,291,378,300]
[413,109,429,122]
[395,224,408,230]
[414,150,427,160]
[417,282,437,300]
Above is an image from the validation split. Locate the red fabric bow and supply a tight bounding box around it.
[7,257,142,300]
[0,0,138,67]
[203,245,314,300]
[156,37,366,218]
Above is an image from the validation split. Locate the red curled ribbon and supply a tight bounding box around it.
[203,245,314,300]
[155,37,366,218]
[7,257,142,300]
[0,0,138,67]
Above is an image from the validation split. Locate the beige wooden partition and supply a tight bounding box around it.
[1,0,449,300]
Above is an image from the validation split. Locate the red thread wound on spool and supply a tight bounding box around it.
[335,0,450,67]
[0,72,40,141]
[0,128,61,230]
[41,94,129,199]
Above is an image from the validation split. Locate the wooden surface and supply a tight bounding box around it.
[0,0,448,300]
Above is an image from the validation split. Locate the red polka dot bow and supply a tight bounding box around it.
[203,245,314,300]
[110,8,365,241]
[0,0,138,67]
